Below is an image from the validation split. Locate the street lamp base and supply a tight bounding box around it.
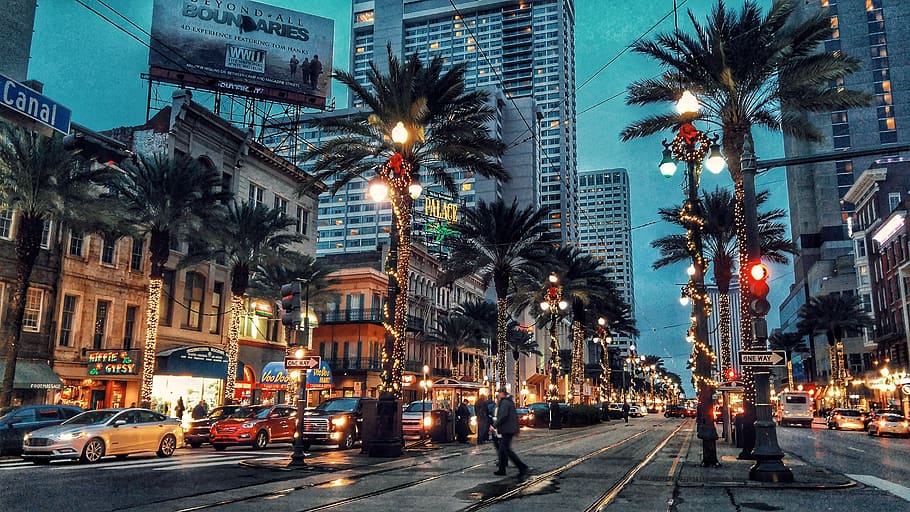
[287,453,307,467]
[548,400,562,430]
[749,459,794,483]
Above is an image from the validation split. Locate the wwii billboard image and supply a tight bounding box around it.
[148,0,333,108]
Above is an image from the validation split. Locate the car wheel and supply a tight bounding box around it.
[213,444,227,451]
[80,438,106,463]
[341,429,355,450]
[157,434,178,457]
[189,442,202,449]
[253,430,268,450]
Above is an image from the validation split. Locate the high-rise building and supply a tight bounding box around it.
[0,0,36,81]
[351,0,578,244]
[780,0,910,356]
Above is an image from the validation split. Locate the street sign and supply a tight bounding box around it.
[284,356,321,370]
[0,72,72,135]
[739,350,787,368]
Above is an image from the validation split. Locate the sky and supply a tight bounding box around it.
[27,0,789,393]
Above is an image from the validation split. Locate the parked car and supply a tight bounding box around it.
[604,403,625,420]
[184,405,245,448]
[664,405,689,418]
[301,397,374,450]
[0,404,82,455]
[209,404,296,450]
[864,409,902,430]
[628,405,646,418]
[826,409,866,431]
[21,408,182,464]
[525,402,570,427]
[401,400,435,437]
[867,413,910,438]
[777,391,813,428]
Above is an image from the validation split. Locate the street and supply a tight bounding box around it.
[1,417,909,511]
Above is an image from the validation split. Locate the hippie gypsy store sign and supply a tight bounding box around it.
[87,350,141,376]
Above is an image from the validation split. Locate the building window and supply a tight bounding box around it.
[93,300,110,349]
[889,192,901,212]
[22,288,43,332]
[40,220,52,249]
[69,232,84,257]
[101,237,116,265]
[59,295,78,347]
[274,195,288,216]
[0,210,13,239]
[296,206,309,235]
[182,271,205,330]
[210,282,223,334]
[248,183,264,206]
[130,238,144,272]
[123,305,138,350]
[161,269,175,326]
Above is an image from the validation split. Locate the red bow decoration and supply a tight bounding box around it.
[389,152,403,175]
[679,123,698,144]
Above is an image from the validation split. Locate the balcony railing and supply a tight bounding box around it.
[319,308,383,324]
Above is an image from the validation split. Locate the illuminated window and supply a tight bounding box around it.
[356,47,365,53]
[461,183,472,191]
[356,11,374,23]
[430,42,439,49]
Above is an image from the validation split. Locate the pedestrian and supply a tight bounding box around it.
[192,400,207,420]
[492,388,528,478]
[622,402,630,424]
[309,55,322,89]
[175,397,185,419]
[289,54,299,77]
[475,395,490,444]
[455,399,471,443]
[301,57,311,87]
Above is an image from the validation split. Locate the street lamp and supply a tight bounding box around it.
[542,272,568,429]
[368,121,422,458]
[658,91,721,467]
[594,317,613,408]
[420,364,431,439]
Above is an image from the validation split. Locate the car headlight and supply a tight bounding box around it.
[58,432,86,441]
[423,416,433,427]
[241,422,256,429]
[331,417,346,428]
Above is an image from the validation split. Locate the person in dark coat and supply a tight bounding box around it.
[309,55,322,88]
[192,400,207,420]
[301,57,311,88]
[289,54,299,77]
[175,397,185,419]
[475,395,490,444]
[455,399,471,443]
[492,388,528,478]
[622,402,630,424]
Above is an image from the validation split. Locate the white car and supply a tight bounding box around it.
[868,413,910,438]
[22,408,183,464]
[628,406,646,418]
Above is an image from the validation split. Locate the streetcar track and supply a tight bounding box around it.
[161,421,641,512]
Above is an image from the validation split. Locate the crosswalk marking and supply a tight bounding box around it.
[847,474,910,502]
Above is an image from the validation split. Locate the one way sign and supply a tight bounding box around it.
[738,350,787,368]
[285,356,321,370]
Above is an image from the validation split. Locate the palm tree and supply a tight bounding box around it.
[0,123,118,406]
[797,294,871,391]
[106,152,230,405]
[652,187,797,376]
[768,331,807,390]
[304,47,507,397]
[210,202,300,404]
[507,320,541,394]
[445,199,553,386]
[426,314,479,378]
[622,0,869,349]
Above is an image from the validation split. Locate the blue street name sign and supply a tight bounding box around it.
[0,72,72,135]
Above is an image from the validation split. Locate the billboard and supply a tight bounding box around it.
[149,0,333,108]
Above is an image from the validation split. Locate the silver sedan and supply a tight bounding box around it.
[868,413,910,438]
[22,408,183,464]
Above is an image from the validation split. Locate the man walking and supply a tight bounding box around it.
[622,402,630,424]
[475,394,490,444]
[492,388,528,478]
[455,399,471,443]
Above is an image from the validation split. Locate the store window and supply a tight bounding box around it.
[183,272,205,330]
[93,300,110,349]
[59,295,78,347]
[22,288,43,332]
[124,305,138,350]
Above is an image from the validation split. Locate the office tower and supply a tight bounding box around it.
[351,0,578,244]
[0,0,36,81]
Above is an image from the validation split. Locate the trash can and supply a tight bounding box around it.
[429,409,453,443]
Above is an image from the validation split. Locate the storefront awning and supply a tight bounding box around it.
[158,346,241,379]
[260,362,288,390]
[0,361,63,390]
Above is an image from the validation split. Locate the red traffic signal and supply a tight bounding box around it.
[725,368,737,380]
[748,262,771,316]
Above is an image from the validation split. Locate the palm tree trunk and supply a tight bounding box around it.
[570,320,585,403]
[1,215,43,407]
[786,359,794,390]
[599,347,611,403]
[514,355,520,397]
[140,231,170,407]
[224,294,243,405]
[379,186,412,398]
[494,297,508,386]
[718,293,733,376]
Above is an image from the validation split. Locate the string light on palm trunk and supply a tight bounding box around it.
[140,278,163,405]
[224,295,243,403]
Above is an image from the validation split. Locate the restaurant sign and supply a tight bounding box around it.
[87,350,140,376]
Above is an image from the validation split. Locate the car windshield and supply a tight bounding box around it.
[63,410,118,425]
[232,406,264,419]
[881,414,905,421]
[252,407,274,419]
[838,410,861,417]
[315,398,359,413]
[207,407,236,419]
[405,402,432,412]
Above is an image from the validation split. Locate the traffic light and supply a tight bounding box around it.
[280,281,302,327]
[725,368,737,381]
[748,262,771,316]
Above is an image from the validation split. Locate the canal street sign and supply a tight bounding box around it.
[739,350,787,368]
[0,72,72,135]
[285,355,321,370]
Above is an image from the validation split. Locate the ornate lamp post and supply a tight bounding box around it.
[540,272,568,429]
[368,121,422,457]
[593,317,613,405]
[658,91,722,467]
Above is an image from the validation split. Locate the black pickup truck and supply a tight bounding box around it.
[301,397,374,450]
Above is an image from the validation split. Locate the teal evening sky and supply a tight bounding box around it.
[29,0,787,392]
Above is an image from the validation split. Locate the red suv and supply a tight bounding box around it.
[209,404,297,450]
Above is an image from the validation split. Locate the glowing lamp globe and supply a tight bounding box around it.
[539,301,550,312]
[659,149,677,178]
[598,317,606,326]
[558,300,569,310]
[679,296,690,306]
[391,121,409,144]
[686,264,696,276]
[676,90,699,115]
[408,181,423,200]
[368,179,389,202]
[705,144,725,174]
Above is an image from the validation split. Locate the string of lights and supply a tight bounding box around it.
[140,279,163,405]
[224,295,244,402]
